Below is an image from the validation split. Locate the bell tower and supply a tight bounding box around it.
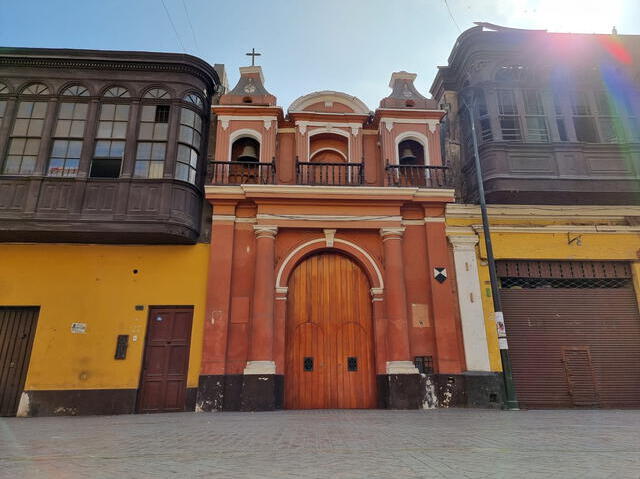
[212,55,282,167]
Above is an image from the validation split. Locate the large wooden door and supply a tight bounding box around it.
[285,252,376,409]
[0,307,39,417]
[137,307,193,413]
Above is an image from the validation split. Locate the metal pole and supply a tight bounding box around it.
[462,88,519,410]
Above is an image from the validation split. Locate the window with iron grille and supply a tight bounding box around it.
[497,90,521,141]
[414,356,434,374]
[500,277,631,289]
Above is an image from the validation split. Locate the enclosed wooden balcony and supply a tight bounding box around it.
[0,176,201,243]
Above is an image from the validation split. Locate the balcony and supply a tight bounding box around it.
[385,164,450,189]
[0,176,202,243]
[296,160,364,186]
[210,161,276,185]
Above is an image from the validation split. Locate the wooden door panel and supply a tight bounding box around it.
[0,308,38,417]
[285,253,375,409]
[137,307,193,413]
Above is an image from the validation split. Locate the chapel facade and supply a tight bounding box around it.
[196,66,499,411]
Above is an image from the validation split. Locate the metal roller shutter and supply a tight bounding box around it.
[498,261,640,409]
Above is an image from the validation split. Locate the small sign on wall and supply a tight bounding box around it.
[434,267,447,283]
[71,322,87,334]
[412,303,430,328]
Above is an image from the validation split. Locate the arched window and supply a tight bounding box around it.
[0,83,8,95]
[309,132,348,163]
[231,136,260,162]
[20,83,49,95]
[103,86,130,98]
[62,84,90,97]
[398,139,425,166]
[495,65,529,83]
[143,88,170,99]
[183,92,204,108]
[48,100,88,177]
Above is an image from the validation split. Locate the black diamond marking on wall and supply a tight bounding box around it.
[434,267,447,283]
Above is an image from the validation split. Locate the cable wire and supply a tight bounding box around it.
[443,0,462,33]
[182,0,201,55]
[160,0,187,53]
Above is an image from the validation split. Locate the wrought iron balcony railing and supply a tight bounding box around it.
[210,160,276,185]
[296,160,364,186]
[385,164,450,189]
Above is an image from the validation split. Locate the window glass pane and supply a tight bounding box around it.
[27,119,44,136]
[24,139,40,156]
[111,122,127,138]
[556,119,568,141]
[523,90,544,115]
[599,118,618,143]
[110,141,125,158]
[115,105,130,121]
[55,120,71,137]
[100,104,115,120]
[595,92,613,115]
[626,118,640,141]
[188,168,196,184]
[12,119,29,136]
[150,143,166,160]
[153,123,168,140]
[64,158,79,176]
[32,102,47,118]
[69,120,85,137]
[189,148,198,167]
[94,140,111,157]
[17,102,33,117]
[134,161,149,178]
[194,115,202,133]
[59,103,74,119]
[574,117,599,142]
[97,121,112,138]
[526,117,549,142]
[500,117,521,140]
[181,108,195,127]
[177,144,190,163]
[571,91,591,115]
[179,125,192,145]
[141,105,155,122]
[48,158,64,176]
[175,162,189,182]
[0,100,6,118]
[20,156,36,174]
[51,139,68,157]
[9,138,25,154]
[498,90,517,115]
[149,161,164,178]
[138,123,154,140]
[74,103,88,119]
[137,142,152,160]
[68,140,83,158]
[4,156,21,174]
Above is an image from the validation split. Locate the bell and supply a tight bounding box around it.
[238,144,258,162]
[399,147,416,163]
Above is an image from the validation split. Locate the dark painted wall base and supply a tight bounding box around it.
[21,389,137,417]
[196,374,284,412]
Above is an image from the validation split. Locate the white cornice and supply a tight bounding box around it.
[205,184,455,199]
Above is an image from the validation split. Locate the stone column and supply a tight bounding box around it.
[448,235,491,372]
[242,225,278,411]
[380,227,418,375]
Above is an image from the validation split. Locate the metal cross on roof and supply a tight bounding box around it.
[245,48,261,66]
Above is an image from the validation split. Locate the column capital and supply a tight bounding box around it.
[448,235,479,251]
[380,227,405,241]
[253,225,278,239]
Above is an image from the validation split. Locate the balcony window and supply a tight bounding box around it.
[91,104,129,178]
[0,83,7,127]
[3,101,48,175]
[497,90,521,141]
[523,90,549,142]
[571,91,599,143]
[104,86,130,98]
[175,108,203,184]
[552,91,569,142]
[48,140,82,177]
[183,92,204,109]
[62,85,89,97]
[134,105,169,178]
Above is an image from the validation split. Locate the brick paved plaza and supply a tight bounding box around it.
[1,409,639,478]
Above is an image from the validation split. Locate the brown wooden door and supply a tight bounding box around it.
[285,253,376,409]
[137,307,193,413]
[0,307,39,417]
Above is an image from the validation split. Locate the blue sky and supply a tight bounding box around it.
[1,0,638,109]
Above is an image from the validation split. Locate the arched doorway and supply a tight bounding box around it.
[285,252,376,409]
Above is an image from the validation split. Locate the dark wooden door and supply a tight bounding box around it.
[137,307,193,413]
[285,253,376,409]
[0,307,39,417]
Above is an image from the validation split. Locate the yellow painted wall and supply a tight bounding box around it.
[0,243,209,391]
[448,206,640,373]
